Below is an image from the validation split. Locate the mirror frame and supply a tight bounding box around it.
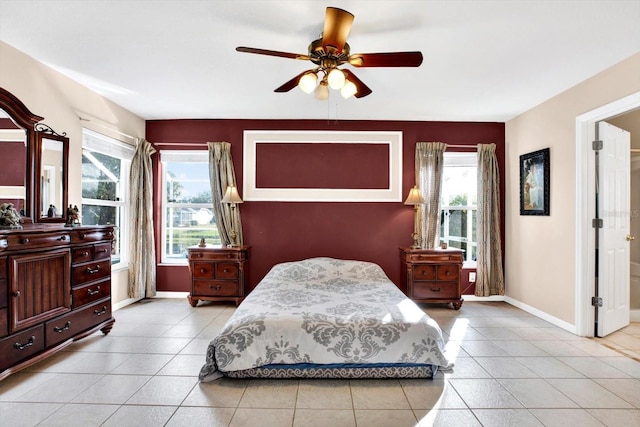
[0,87,43,223]
[34,125,69,223]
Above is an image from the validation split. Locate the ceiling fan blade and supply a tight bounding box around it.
[348,51,423,67]
[342,69,372,98]
[236,46,309,61]
[322,7,354,53]
[274,70,313,93]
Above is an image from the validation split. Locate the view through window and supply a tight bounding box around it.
[81,129,133,266]
[440,152,477,262]
[161,151,220,264]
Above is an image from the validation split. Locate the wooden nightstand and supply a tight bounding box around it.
[400,247,464,310]
[187,245,250,307]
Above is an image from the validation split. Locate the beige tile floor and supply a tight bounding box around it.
[0,299,639,427]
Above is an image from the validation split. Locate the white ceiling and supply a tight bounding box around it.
[1,0,639,122]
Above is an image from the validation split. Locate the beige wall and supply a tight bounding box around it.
[0,41,145,305]
[506,52,640,327]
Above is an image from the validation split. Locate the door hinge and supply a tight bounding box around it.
[592,296,603,307]
[593,140,603,151]
[592,218,603,228]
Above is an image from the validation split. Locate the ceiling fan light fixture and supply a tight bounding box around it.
[298,72,318,93]
[341,80,357,99]
[314,81,330,100]
[327,68,346,89]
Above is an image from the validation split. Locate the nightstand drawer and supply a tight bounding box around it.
[408,253,462,263]
[437,265,459,281]
[216,263,238,279]
[193,280,238,296]
[189,251,244,261]
[413,265,436,280]
[413,282,459,299]
[192,262,214,278]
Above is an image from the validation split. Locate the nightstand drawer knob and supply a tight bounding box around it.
[209,285,222,290]
[430,287,441,292]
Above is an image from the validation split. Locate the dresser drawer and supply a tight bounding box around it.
[193,280,238,297]
[72,259,111,285]
[93,243,111,261]
[70,229,114,244]
[45,299,111,347]
[6,232,70,251]
[437,264,459,281]
[0,324,45,372]
[413,281,459,299]
[413,265,435,281]
[0,307,7,338]
[72,279,111,308]
[0,278,6,309]
[72,246,93,264]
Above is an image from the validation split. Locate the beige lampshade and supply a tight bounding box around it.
[221,185,243,204]
[404,186,424,205]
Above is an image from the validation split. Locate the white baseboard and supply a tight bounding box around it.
[112,297,141,312]
[155,291,190,299]
[631,309,640,322]
[505,296,578,334]
[462,295,506,302]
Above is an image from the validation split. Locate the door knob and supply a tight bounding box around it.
[626,235,635,241]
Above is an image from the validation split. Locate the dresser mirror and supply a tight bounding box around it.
[0,87,43,222]
[34,126,69,223]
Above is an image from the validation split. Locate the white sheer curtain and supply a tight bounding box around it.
[476,143,504,296]
[208,142,243,246]
[416,142,447,248]
[128,138,157,298]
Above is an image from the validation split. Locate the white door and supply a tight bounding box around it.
[597,121,631,337]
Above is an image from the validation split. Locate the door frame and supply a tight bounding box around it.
[575,91,640,336]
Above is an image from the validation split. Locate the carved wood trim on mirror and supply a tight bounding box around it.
[0,87,43,223]
[34,124,69,223]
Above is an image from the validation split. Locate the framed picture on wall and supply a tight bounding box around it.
[519,148,550,216]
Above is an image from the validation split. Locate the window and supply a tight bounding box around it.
[440,152,477,262]
[81,129,134,266]
[161,151,220,264]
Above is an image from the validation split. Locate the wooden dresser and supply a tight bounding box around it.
[0,225,115,380]
[400,247,464,309]
[187,245,250,307]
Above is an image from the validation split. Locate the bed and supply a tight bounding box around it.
[199,257,452,382]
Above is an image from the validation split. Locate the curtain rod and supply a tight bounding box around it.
[152,142,207,146]
[447,144,478,150]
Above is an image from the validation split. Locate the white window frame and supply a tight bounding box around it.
[160,150,217,265]
[81,128,134,270]
[440,152,477,262]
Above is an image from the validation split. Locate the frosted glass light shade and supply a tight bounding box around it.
[327,68,346,89]
[314,82,329,100]
[298,72,317,93]
[340,80,357,99]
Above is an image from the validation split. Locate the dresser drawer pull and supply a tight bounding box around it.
[54,321,72,333]
[13,290,21,297]
[87,286,101,296]
[96,248,108,254]
[223,268,230,273]
[20,238,30,244]
[199,268,207,273]
[94,306,108,316]
[14,336,36,350]
[80,233,87,239]
[209,285,222,290]
[80,251,90,257]
[87,265,101,274]
[430,287,441,292]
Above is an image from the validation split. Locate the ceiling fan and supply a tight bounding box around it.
[236,7,423,100]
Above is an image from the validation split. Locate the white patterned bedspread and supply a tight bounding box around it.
[199,257,452,382]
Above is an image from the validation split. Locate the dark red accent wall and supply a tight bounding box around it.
[146,119,505,294]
